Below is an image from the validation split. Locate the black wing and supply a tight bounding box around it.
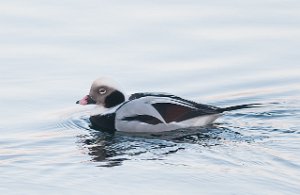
[130,92,221,112]
[129,93,221,123]
[129,93,177,101]
[151,103,219,123]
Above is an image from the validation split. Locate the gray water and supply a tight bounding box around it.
[1,0,300,194]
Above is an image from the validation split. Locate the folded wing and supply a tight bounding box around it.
[128,93,221,123]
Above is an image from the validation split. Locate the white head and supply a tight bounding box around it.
[76,77,126,108]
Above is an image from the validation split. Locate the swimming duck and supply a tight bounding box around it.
[76,77,253,133]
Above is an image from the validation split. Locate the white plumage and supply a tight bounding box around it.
[114,95,221,132]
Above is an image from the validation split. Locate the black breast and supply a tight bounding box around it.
[89,113,116,133]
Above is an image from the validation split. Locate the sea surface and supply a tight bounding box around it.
[1,0,300,194]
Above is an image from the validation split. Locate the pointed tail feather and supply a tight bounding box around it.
[218,103,261,112]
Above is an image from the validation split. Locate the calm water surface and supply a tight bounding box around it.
[1,0,300,194]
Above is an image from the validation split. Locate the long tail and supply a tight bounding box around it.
[218,103,261,112]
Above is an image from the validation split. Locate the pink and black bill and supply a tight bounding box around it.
[76,95,96,105]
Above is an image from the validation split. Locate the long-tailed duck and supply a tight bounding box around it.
[76,77,254,133]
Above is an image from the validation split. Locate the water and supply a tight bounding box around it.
[1,0,300,194]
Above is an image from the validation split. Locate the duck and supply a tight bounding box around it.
[76,77,254,133]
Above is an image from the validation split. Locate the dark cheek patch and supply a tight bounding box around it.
[105,90,125,108]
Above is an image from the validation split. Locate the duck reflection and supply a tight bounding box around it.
[76,124,241,167]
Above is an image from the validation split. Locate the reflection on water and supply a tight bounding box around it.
[1,0,300,194]
[73,117,264,167]
[59,99,300,177]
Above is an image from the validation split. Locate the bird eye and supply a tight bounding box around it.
[99,88,107,95]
